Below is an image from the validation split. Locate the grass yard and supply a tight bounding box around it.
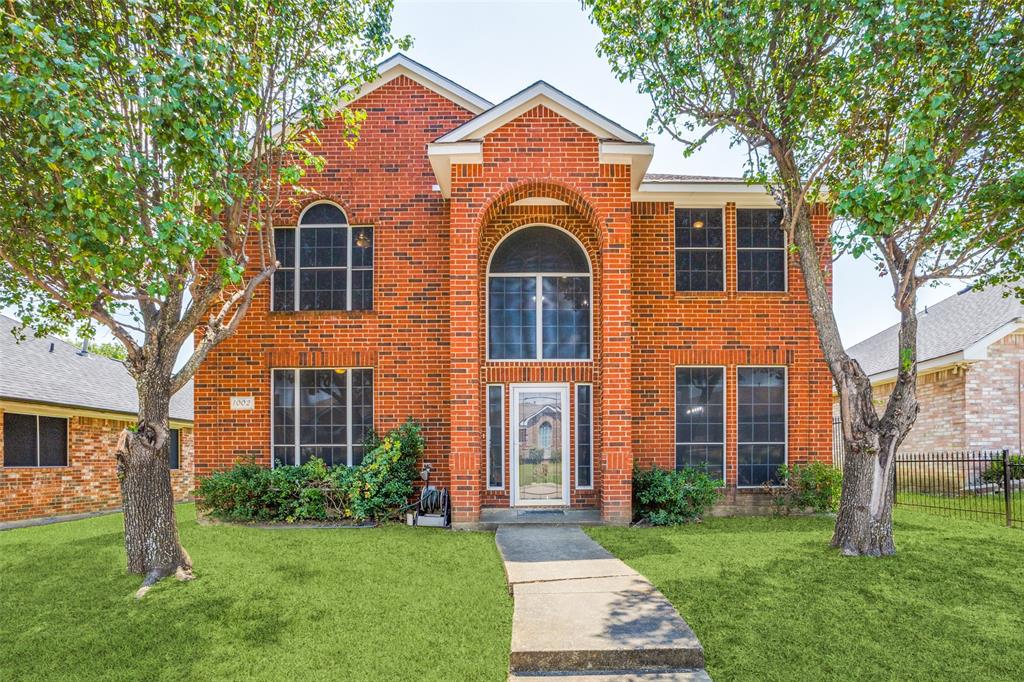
[896,491,1024,529]
[0,505,512,681]
[588,510,1024,682]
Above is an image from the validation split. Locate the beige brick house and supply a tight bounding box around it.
[0,315,194,523]
[842,284,1024,453]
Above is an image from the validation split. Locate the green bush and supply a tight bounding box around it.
[767,462,842,514]
[632,465,723,525]
[981,455,1024,484]
[197,420,424,524]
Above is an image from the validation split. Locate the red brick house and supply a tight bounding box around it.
[843,284,1024,454]
[194,55,834,525]
[0,316,193,524]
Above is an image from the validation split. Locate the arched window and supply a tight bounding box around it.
[538,422,553,449]
[272,202,374,311]
[488,225,591,360]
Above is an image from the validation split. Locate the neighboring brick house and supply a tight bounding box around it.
[843,284,1024,453]
[194,54,834,525]
[0,316,193,523]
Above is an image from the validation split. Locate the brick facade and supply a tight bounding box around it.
[194,66,834,524]
[0,408,193,523]
[839,332,1024,454]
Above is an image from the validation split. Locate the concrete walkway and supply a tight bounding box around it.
[495,525,710,681]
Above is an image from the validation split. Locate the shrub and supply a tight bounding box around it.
[981,455,1024,484]
[632,465,723,526]
[197,420,425,524]
[767,462,842,514]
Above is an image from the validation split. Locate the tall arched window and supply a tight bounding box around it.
[488,225,591,360]
[272,202,374,311]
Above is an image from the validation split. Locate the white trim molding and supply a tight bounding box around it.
[350,53,492,114]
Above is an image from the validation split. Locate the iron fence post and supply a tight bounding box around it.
[1003,448,1013,528]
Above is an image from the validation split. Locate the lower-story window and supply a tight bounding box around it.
[271,368,373,467]
[2,412,68,467]
[576,384,593,488]
[486,385,504,489]
[168,428,181,470]
[737,366,787,486]
[675,367,725,480]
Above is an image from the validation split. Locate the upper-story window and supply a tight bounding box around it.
[675,208,725,292]
[488,226,591,361]
[736,208,786,292]
[272,202,374,311]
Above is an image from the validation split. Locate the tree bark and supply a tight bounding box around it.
[116,368,192,596]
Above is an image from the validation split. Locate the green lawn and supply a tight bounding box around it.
[588,510,1024,682]
[896,491,1023,528]
[0,505,512,681]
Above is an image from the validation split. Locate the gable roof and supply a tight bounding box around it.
[350,53,492,114]
[435,80,645,143]
[0,316,193,422]
[846,284,1024,380]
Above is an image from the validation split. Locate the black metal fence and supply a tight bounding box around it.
[894,450,1023,529]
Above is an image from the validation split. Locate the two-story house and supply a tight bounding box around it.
[194,55,834,526]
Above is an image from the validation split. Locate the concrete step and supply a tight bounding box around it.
[510,670,712,681]
[475,508,604,530]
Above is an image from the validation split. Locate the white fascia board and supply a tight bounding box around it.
[963,319,1024,360]
[867,352,968,384]
[436,82,645,143]
[600,142,655,190]
[632,183,778,208]
[350,54,492,114]
[426,141,483,198]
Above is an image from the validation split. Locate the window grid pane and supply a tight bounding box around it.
[350,369,374,466]
[488,277,537,359]
[736,209,785,292]
[737,367,786,486]
[37,416,67,467]
[675,209,724,292]
[3,413,38,466]
[675,367,725,480]
[576,384,592,488]
[541,276,590,360]
[487,385,504,489]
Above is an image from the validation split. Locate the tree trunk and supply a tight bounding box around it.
[786,202,917,556]
[116,369,192,595]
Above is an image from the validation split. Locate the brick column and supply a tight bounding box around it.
[599,170,634,524]
[449,164,484,525]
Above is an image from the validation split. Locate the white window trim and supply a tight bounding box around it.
[485,224,593,363]
[735,365,789,489]
[1,412,69,468]
[270,202,373,312]
[575,382,594,490]
[673,207,727,293]
[270,367,374,468]
[673,366,727,484]
[486,384,505,490]
[735,208,789,293]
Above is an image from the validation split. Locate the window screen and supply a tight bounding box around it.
[675,368,725,480]
[3,413,67,467]
[737,367,787,486]
[675,208,724,291]
[168,429,180,470]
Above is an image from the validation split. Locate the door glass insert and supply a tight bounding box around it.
[516,390,564,503]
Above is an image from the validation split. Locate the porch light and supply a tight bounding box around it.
[355,230,370,248]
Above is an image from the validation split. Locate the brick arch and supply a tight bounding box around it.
[274,194,365,226]
[476,180,602,240]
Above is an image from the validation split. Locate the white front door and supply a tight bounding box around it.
[510,384,570,507]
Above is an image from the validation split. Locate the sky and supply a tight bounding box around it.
[4,0,964,354]
[390,0,963,346]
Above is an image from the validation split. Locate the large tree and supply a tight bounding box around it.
[0,0,402,592]
[586,0,1024,554]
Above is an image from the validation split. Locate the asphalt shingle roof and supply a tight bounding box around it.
[0,315,193,421]
[846,284,1024,377]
